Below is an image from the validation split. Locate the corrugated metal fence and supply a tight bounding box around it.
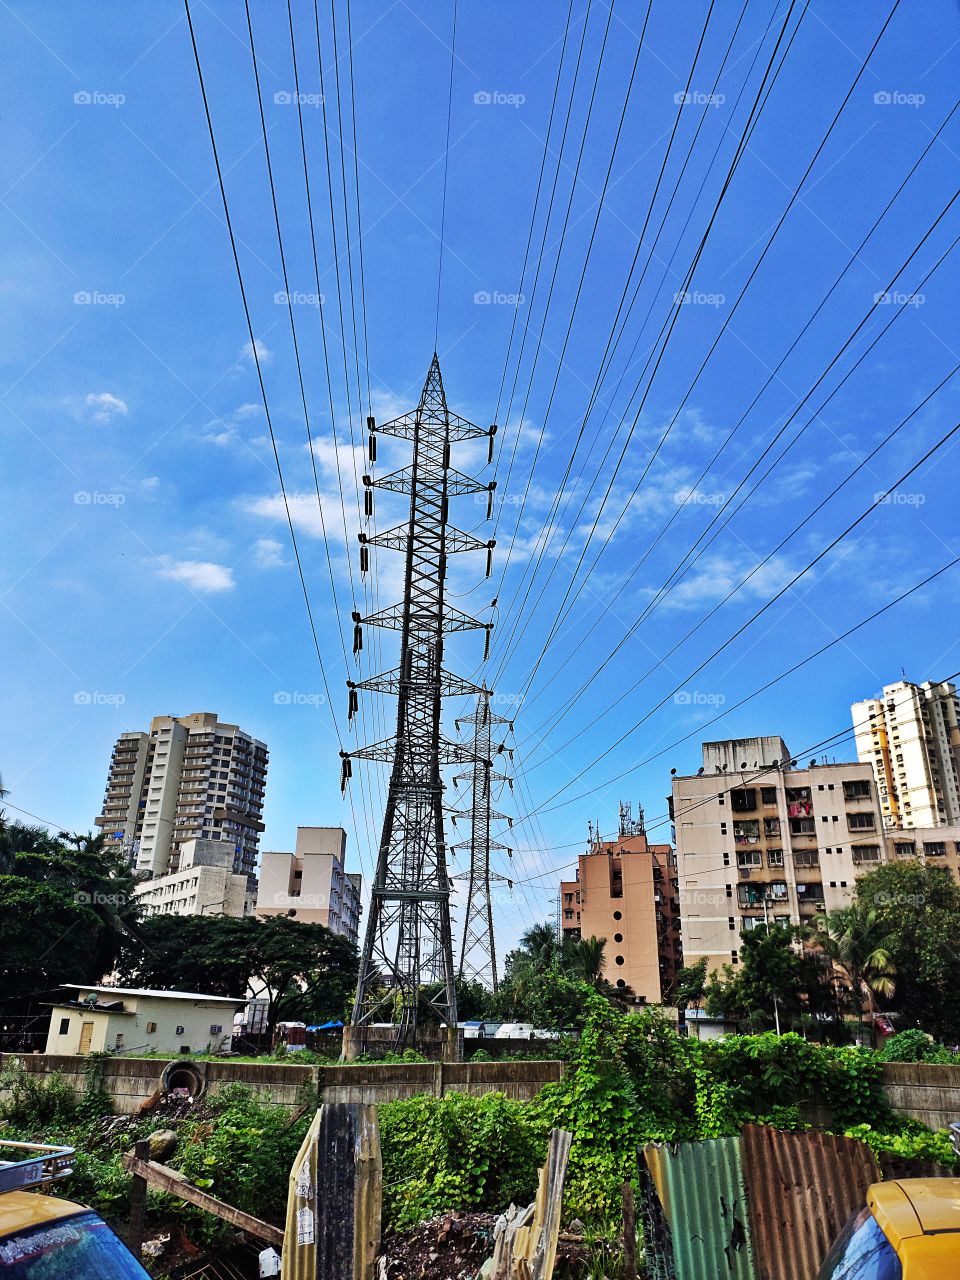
[640,1124,951,1280]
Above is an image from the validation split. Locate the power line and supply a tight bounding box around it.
[509,673,960,885]
[519,210,960,757]
[518,98,960,722]
[521,544,960,825]
[491,0,900,683]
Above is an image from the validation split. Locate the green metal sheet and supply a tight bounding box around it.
[643,1137,755,1280]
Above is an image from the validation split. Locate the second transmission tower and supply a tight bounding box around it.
[451,689,514,991]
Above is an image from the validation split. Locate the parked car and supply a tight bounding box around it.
[817,1178,960,1279]
[0,1143,150,1278]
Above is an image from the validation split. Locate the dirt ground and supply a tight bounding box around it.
[375,1211,593,1279]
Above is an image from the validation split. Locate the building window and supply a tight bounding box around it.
[893,841,915,858]
[731,789,756,813]
[145,1022,158,1033]
[58,1018,70,1035]
[737,850,762,869]
[760,787,777,805]
[789,817,816,835]
[175,1025,185,1035]
[210,1024,223,1034]
[847,812,876,830]
[764,818,781,838]
[852,845,882,864]
[924,842,947,857]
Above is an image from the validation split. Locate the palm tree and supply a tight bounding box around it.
[815,908,896,1042]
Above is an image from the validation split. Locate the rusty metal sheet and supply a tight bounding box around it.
[643,1138,755,1280]
[740,1124,880,1280]
[282,1103,381,1280]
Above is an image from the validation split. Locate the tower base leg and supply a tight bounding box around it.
[341,1025,363,1062]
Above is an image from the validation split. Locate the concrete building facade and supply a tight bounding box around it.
[559,813,681,1005]
[132,838,255,918]
[95,711,268,881]
[256,826,361,943]
[672,737,882,975]
[44,985,245,1056]
[852,680,960,829]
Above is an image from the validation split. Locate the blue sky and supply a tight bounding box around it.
[2,0,959,959]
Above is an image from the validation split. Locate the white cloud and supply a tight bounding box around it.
[83,391,128,423]
[243,493,329,540]
[252,537,285,568]
[241,338,272,365]
[157,558,235,593]
[234,402,262,419]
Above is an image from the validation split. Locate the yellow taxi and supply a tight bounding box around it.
[817,1179,960,1279]
[0,1142,150,1278]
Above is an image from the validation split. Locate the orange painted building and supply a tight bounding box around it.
[559,819,681,1005]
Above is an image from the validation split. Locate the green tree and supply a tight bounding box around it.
[0,821,142,998]
[813,907,896,1041]
[850,861,960,1043]
[672,958,708,1036]
[119,914,358,1035]
[706,924,831,1032]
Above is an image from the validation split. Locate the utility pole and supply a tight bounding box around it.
[451,689,514,992]
[341,355,496,1057]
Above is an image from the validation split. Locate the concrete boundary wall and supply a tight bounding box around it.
[881,1062,960,1131]
[0,1054,563,1114]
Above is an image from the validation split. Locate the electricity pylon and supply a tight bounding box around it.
[341,354,496,1050]
[450,690,514,992]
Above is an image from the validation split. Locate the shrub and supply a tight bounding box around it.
[171,1084,309,1240]
[879,1028,958,1064]
[379,1091,546,1229]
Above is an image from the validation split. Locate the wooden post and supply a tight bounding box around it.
[128,1140,149,1260]
[622,1182,638,1280]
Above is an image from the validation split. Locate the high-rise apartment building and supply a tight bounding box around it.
[672,736,881,976]
[852,680,960,829]
[256,826,362,945]
[95,712,268,881]
[559,807,681,1005]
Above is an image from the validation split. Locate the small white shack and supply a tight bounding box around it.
[44,985,246,1056]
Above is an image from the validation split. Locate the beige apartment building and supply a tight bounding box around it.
[673,737,883,975]
[852,680,960,829]
[132,838,255,919]
[256,826,362,944]
[559,809,681,1005]
[95,711,268,882]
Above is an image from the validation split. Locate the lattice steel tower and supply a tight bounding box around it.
[342,355,496,1048]
[451,689,514,992]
